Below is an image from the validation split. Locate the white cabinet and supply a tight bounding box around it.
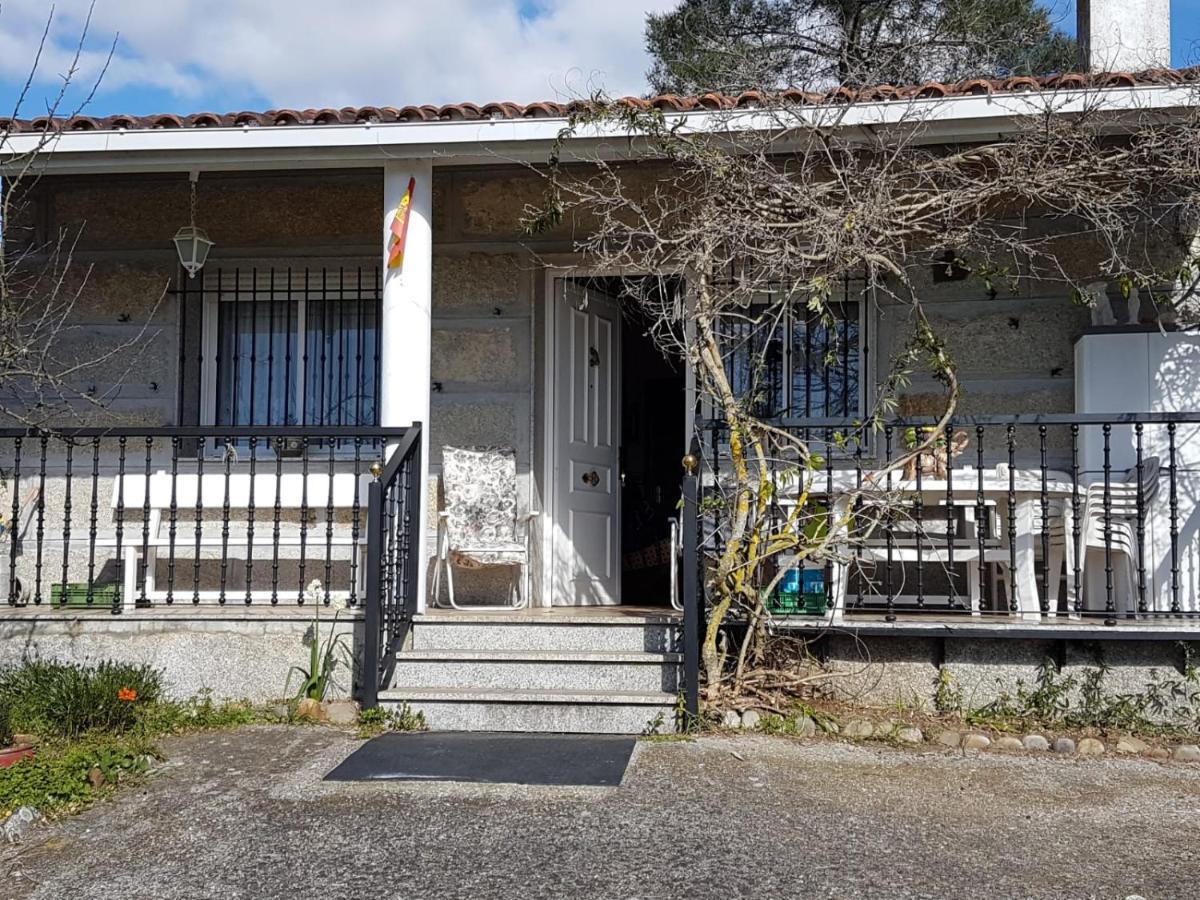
[1075,331,1200,612]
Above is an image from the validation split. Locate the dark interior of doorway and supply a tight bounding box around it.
[580,277,686,607]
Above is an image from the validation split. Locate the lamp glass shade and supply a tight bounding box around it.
[173,225,214,277]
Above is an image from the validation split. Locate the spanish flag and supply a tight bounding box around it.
[387,176,416,270]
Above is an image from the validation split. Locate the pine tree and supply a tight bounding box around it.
[646,0,1078,94]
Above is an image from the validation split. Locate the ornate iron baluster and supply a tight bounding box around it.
[271,439,283,605]
[1169,422,1180,615]
[1071,424,1081,615]
[349,437,363,606]
[138,436,153,606]
[58,439,74,608]
[245,436,257,604]
[1135,423,1147,616]
[914,427,924,610]
[113,437,127,614]
[1,438,20,604]
[1006,425,1016,614]
[166,437,179,604]
[324,439,336,605]
[86,438,100,606]
[945,424,956,609]
[192,436,206,605]
[33,434,48,604]
[824,428,834,611]
[976,426,986,614]
[1102,423,1115,624]
[386,474,399,623]
[1039,425,1049,615]
[298,436,310,603]
[854,433,864,609]
[218,437,233,605]
[884,425,895,622]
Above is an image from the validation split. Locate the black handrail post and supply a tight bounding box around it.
[403,423,423,622]
[361,474,384,709]
[681,443,701,726]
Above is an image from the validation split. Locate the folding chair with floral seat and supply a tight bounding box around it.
[430,445,537,610]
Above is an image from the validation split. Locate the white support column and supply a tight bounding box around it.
[380,158,433,613]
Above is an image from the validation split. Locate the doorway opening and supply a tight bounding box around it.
[619,293,686,606]
[549,275,686,607]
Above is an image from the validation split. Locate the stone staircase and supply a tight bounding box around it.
[379,610,681,733]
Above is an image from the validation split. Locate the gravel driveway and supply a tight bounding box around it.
[2,726,1197,899]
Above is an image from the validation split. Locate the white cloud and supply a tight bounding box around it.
[0,0,678,113]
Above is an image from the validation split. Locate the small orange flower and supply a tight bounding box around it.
[117,687,138,702]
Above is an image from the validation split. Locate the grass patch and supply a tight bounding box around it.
[0,659,277,822]
[135,691,261,736]
[0,735,161,819]
[356,703,426,739]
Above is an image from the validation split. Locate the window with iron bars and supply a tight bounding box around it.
[718,283,866,420]
[181,266,382,447]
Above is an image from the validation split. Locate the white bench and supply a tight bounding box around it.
[108,471,372,608]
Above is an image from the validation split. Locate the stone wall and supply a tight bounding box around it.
[823,632,1195,711]
[876,264,1089,427]
[0,610,362,702]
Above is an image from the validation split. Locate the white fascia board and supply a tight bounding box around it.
[2,83,1194,175]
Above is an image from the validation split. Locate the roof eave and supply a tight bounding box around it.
[2,83,1194,176]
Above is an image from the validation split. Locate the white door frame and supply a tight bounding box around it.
[540,263,693,607]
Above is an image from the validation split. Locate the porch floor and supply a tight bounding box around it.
[417,604,680,622]
[776,611,1200,639]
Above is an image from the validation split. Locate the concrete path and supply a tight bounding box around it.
[3,726,1198,899]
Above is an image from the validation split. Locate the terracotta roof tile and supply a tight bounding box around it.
[2,67,1197,135]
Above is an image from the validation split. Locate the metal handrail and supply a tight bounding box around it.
[362,421,422,708]
[669,517,682,612]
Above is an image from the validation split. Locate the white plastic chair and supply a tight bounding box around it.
[997,458,1159,615]
[828,499,1007,615]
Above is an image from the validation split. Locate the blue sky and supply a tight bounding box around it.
[0,0,1196,121]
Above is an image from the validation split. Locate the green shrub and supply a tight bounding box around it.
[0,660,163,739]
[0,735,159,818]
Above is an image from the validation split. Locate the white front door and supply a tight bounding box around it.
[552,280,622,606]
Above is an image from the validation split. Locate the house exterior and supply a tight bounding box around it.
[3,37,1200,730]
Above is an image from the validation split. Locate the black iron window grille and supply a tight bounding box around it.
[718,281,865,420]
[180,266,382,451]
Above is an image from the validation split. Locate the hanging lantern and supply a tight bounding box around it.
[173,173,214,278]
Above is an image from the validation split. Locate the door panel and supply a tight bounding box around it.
[553,280,621,606]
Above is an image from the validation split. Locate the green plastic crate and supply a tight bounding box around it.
[49,583,122,608]
[767,590,828,616]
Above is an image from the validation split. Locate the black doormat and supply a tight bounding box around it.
[324,732,637,786]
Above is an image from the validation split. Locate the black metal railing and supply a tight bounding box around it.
[683,412,1200,627]
[361,425,422,707]
[0,425,413,614]
[680,439,702,724]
